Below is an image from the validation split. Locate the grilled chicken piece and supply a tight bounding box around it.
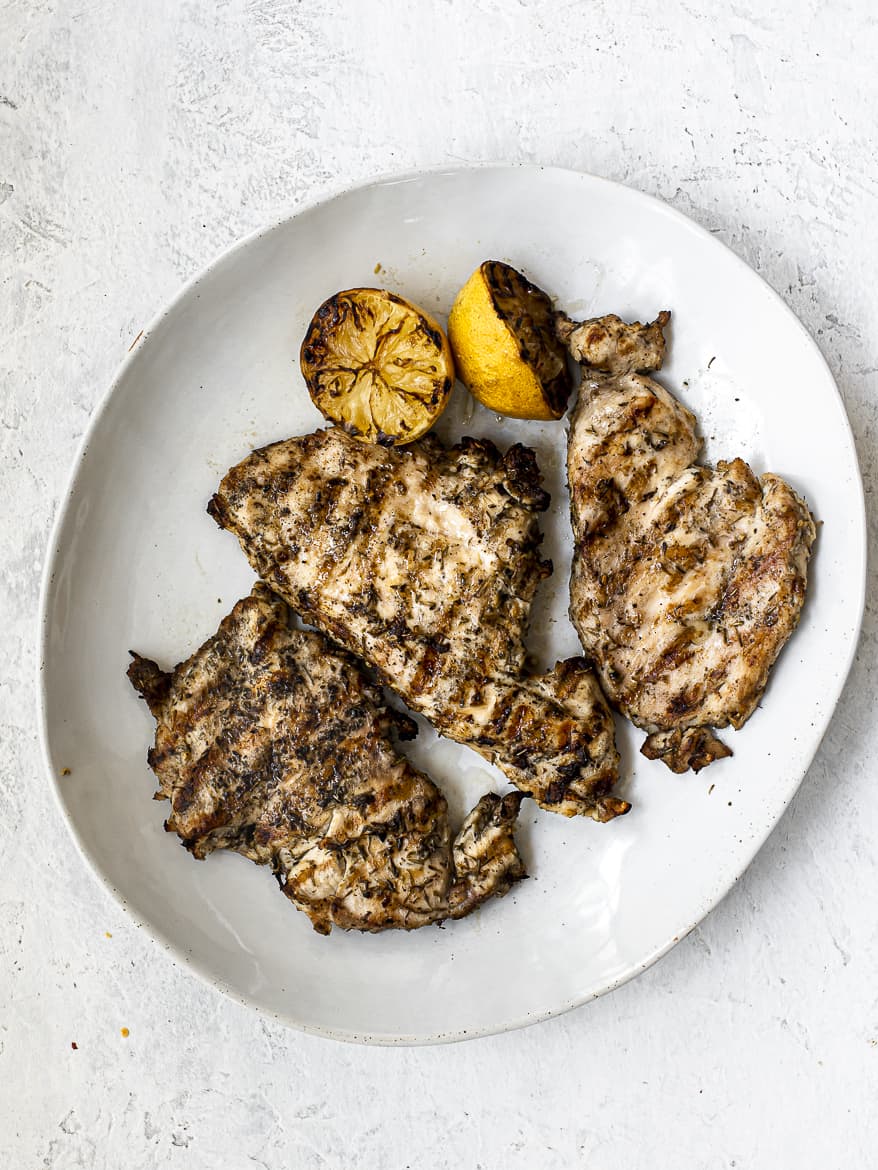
[208,429,626,821]
[558,310,817,773]
[128,584,525,934]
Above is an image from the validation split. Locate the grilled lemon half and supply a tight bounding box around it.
[300,288,455,445]
[447,261,572,420]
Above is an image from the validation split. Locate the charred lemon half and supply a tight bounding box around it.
[300,288,455,445]
[448,261,572,420]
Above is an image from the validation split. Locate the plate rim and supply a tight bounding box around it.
[36,163,868,1045]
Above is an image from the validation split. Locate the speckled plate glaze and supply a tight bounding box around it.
[38,167,866,1045]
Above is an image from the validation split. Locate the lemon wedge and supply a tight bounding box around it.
[448,261,572,420]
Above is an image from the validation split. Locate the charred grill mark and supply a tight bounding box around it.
[127,654,172,717]
[407,636,453,699]
[594,476,629,524]
[500,443,551,511]
[544,779,568,805]
[206,493,229,530]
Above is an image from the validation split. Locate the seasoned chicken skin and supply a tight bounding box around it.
[128,585,524,934]
[558,311,817,773]
[208,429,626,821]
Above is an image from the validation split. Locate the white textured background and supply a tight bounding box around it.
[3,1,876,1165]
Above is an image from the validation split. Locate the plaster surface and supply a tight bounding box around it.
[2,1,876,1165]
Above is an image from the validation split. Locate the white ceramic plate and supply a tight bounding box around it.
[39,167,866,1044]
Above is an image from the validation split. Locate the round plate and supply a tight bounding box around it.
[39,167,866,1044]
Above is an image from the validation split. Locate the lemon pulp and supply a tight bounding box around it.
[300,288,455,445]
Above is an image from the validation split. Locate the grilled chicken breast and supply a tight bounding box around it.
[558,311,817,773]
[208,429,627,821]
[128,584,525,933]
